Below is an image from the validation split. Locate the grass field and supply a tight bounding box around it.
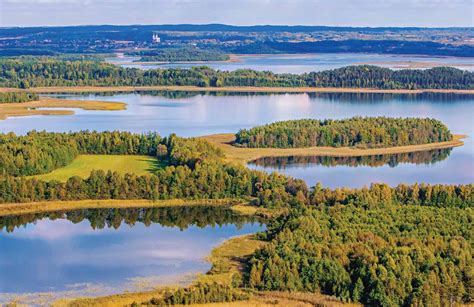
[33,154,162,182]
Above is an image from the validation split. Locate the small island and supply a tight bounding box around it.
[234,117,452,148]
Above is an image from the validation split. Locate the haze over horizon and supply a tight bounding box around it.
[1,0,473,28]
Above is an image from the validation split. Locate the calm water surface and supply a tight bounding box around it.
[0,91,472,187]
[0,206,264,302]
[108,53,474,73]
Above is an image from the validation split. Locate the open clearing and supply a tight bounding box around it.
[201,133,466,165]
[32,154,161,182]
[0,97,126,120]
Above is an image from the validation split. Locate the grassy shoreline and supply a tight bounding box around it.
[0,97,126,120]
[1,85,473,94]
[202,133,466,165]
[0,198,249,217]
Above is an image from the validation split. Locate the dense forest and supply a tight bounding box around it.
[235,117,452,148]
[248,185,473,305]
[0,59,472,89]
[126,48,229,62]
[0,91,39,103]
[251,148,452,168]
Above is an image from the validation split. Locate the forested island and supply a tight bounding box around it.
[0,122,471,306]
[0,59,472,90]
[235,117,452,148]
[126,48,230,62]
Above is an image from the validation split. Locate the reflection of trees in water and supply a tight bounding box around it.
[251,148,452,169]
[136,91,303,99]
[0,206,261,233]
[49,91,473,102]
[307,92,474,103]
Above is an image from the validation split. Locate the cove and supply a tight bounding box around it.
[0,206,264,303]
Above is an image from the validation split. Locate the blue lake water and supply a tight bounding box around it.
[108,53,474,73]
[0,91,472,187]
[0,206,264,303]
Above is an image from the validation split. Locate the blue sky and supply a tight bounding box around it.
[1,0,473,27]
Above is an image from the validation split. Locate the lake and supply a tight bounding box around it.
[0,91,472,187]
[0,206,264,304]
[108,53,474,73]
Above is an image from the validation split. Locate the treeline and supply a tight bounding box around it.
[0,130,162,176]
[248,183,473,305]
[251,148,452,168]
[1,59,472,89]
[235,117,452,148]
[127,48,229,62]
[227,40,474,57]
[0,131,304,206]
[0,206,258,233]
[0,91,38,103]
[148,283,249,306]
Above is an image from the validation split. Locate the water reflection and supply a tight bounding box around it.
[248,146,472,188]
[47,90,474,103]
[251,148,453,169]
[0,206,261,233]
[0,206,264,297]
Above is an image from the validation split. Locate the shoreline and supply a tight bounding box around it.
[0,97,126,120]
[201,133,467,165]
[0,134,465,216]
[0,198,251,217]
[1,86,473,95]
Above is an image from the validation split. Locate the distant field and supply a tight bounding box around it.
[33,155,161,182]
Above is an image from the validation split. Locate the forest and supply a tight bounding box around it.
[0,59,472,89]
[227,40,474,57]
[0,130,163,176]
[248,193,472,305]
[0,91,39,103]
[235,117,452,148]
[126,48,229,62]
[0,128,472,305]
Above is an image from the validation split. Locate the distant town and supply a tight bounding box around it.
[0,24,473,57]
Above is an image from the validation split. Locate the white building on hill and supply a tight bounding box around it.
[152,34,161,43]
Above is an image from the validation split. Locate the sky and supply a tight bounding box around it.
[0,0,473,28]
